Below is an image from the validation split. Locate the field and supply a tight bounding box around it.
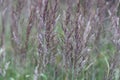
[0,0,120,80]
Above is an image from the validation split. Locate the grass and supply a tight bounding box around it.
[0,0,120,80]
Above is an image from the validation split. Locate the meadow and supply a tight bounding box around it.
[0,0,120,80]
